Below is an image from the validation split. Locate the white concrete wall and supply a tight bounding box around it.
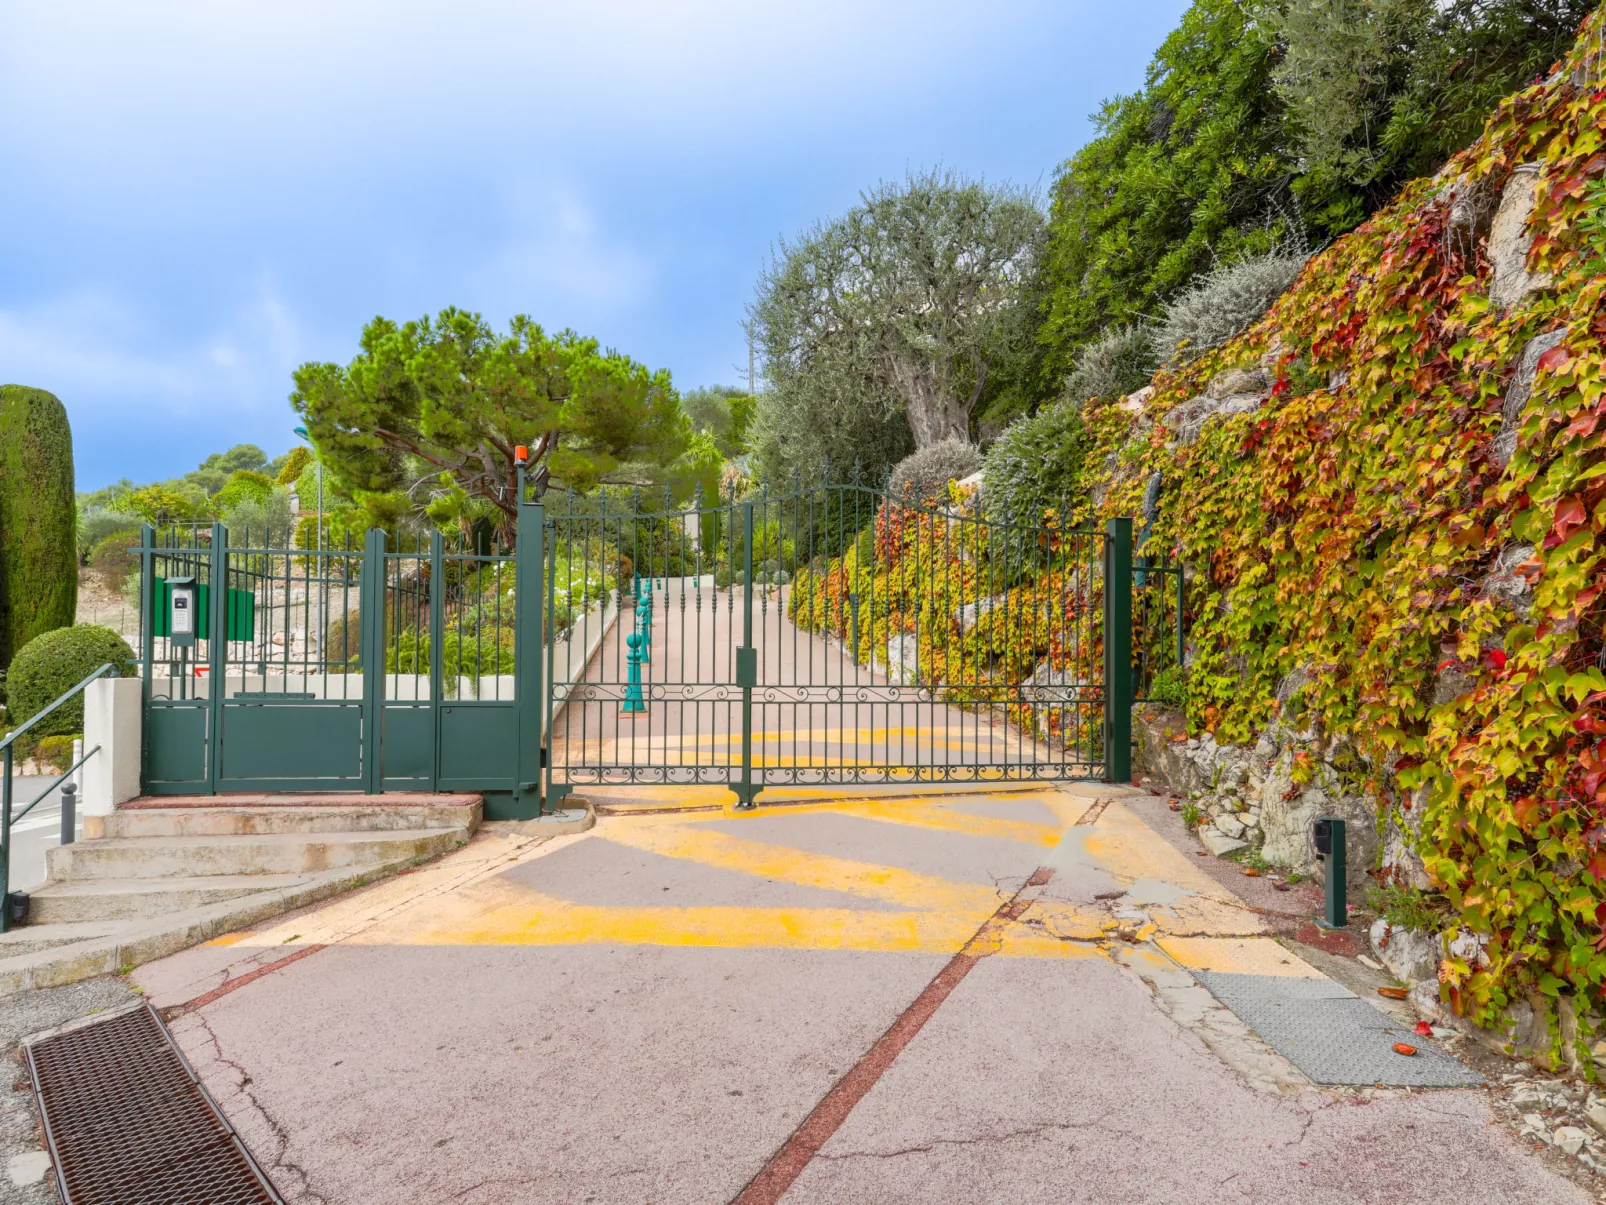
[82,677,142,816]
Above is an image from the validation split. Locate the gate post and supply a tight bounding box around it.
[1103,517,1133,784]
[514,498,546,817]
[361,528,387,795]
[428,529,444,792]
[206,522,228,794]
[733,501,759,808]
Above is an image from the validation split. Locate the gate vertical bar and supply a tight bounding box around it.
[429,529,444,793]
[361,528,386,795]
[206,522,228,794]
[1103,517,1133,785]
[734,501,757,807]
[515,498,545,817]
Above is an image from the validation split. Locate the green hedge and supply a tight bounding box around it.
[0,385,77,668]
[7,624,135,739]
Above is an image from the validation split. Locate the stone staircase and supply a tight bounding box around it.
[0,798,480,995]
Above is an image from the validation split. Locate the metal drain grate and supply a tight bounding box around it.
[26,1003,284,1205]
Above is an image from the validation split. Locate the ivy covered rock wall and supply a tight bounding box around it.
[1092,8,1606,1034]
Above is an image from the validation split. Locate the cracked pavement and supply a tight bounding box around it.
[111,785,1587,1204]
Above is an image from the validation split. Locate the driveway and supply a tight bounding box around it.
[126,784,1587,1204]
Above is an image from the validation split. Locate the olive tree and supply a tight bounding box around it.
[750,170,1044,481]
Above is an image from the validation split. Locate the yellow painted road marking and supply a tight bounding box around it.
[208,787,1283,970]
[1156,936,1326,979]
[597,823,995,913]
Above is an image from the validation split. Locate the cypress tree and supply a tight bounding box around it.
[0,385,78,668]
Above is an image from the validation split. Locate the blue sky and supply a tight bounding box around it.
[1,1,1189,491]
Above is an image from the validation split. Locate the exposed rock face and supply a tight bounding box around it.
[953,594,1004,633]
[1480,542,1537,617]
[1206,367,1269,399]
[1163,367,1273,446]
[1492,330,1566,467]
[1135,707,1379,897]
[1488,165,1557,311]
[1369,919,1442,985]
[885,634,918,685]
[1433,666,1475,706]
[1022,659,1078,704]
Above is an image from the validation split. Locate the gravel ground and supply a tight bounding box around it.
[1,976,142,1203]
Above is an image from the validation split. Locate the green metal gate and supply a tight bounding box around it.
[138,480,1181,814]
[539,480,1177,808]
[137,520,542,818]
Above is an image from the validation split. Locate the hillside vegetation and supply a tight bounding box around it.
[1084,9,1606,1031]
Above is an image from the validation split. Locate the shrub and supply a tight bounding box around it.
[1062,325,1158,404]
[1149,664,1187,709]
[981,403,1094,537]
[7,625,135,739]
[1150,252,1307,366]
[77,508,140,562]
[0,385,77,668]
[324,610,361,668]
[221,486,294,544]
[89,531,141,591]
[887,440,983,503]
[32,733,79,770]
[214,470,274,512]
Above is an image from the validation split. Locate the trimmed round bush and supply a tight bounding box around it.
[887,439,983,503]
[982,403,1093,536]
[1151,252,1307,366]
[1063,324,1158,403]
[7,624,135,738]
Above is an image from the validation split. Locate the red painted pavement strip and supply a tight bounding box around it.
[164,944,328,1020]
[730,866,1055,1205]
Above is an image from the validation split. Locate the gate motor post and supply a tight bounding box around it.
[1313,815,1347,928]
[166,575,199,648]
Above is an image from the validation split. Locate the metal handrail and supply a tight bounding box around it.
[2,663,119,932]
[0,663,119,752]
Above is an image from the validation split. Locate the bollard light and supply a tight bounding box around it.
[1314,815,1347,928]
[60,781,77,846]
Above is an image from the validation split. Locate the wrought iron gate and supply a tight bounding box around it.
[138,480,1182,814]
[541,481,1174,807]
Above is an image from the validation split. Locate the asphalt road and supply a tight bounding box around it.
[129,787,1588,1205]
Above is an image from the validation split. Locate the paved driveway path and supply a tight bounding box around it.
[133,785,1587,1205]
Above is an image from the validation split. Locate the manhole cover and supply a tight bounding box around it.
[27,1003,283,1204]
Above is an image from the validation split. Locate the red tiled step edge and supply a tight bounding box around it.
[120,793,482,809]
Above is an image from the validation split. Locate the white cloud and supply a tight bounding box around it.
[464,184,660,316]
[0,0,1076,157]
[0,280,306,421]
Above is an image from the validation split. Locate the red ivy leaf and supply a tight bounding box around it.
[1538,343,1573,373]
[1553,496,1588,541]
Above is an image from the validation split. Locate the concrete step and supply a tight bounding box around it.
[25,874,313,923]
[0,921,122,958]
[46,827,466,880]
[95,801,481,839]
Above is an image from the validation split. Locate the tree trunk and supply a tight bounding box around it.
[886,355,970,447]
